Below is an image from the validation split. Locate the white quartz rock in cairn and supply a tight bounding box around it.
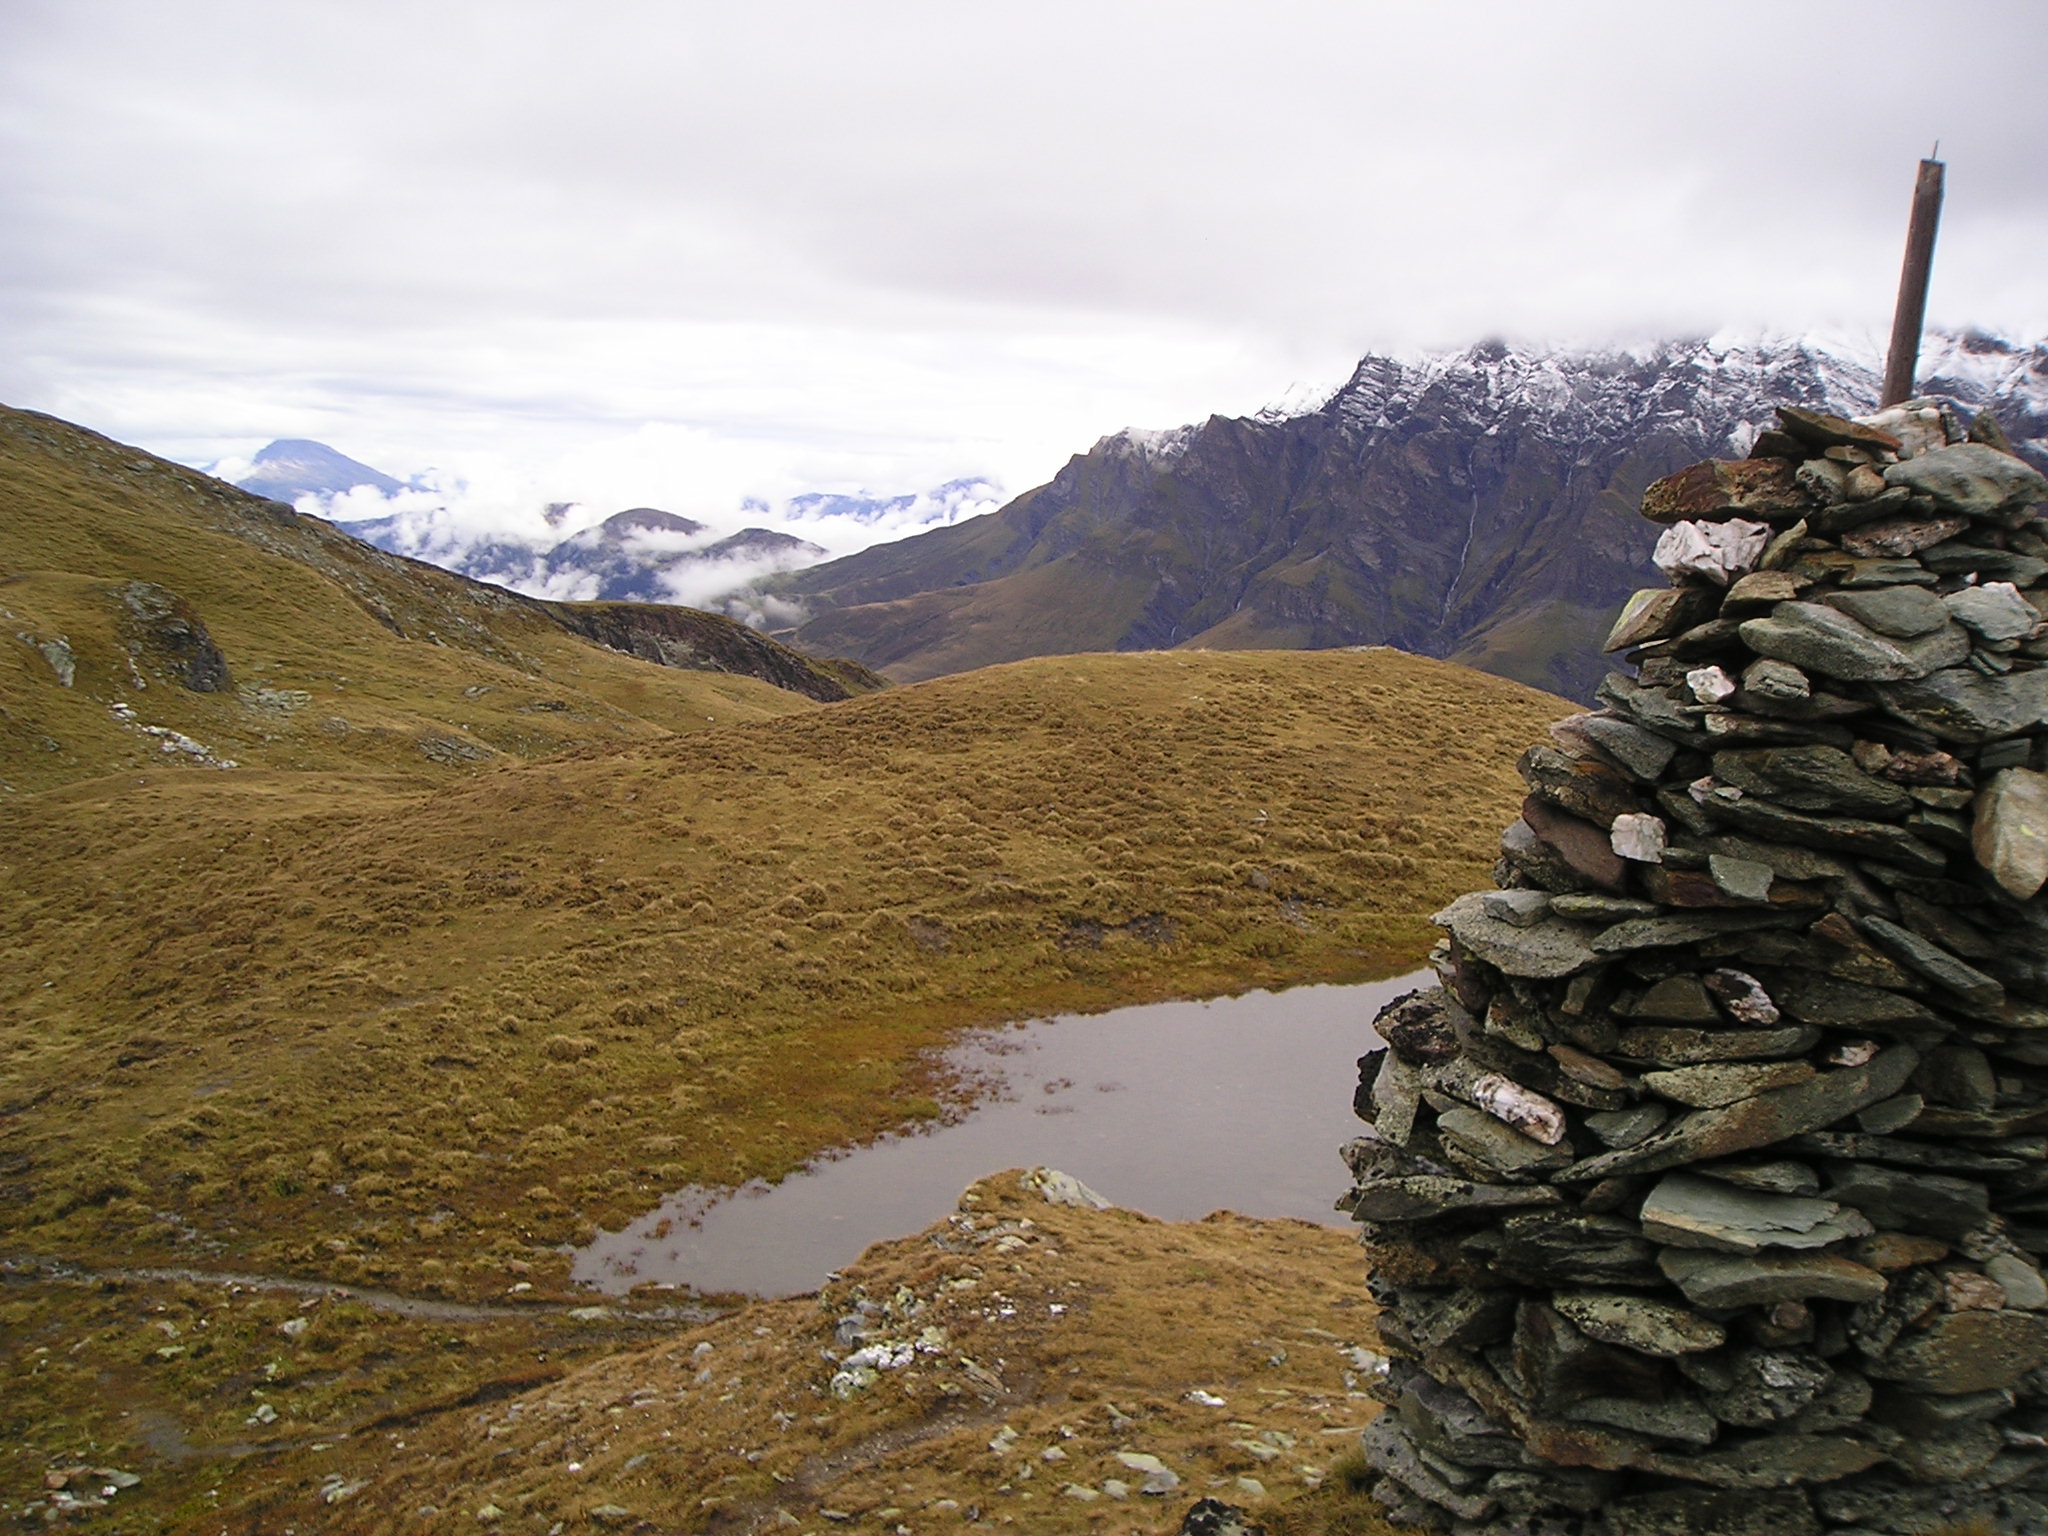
[1468,1071,1568,1146]
[1611,812,1668,864]
[1856,401,1947,458]
[1653,518,1770,587]
[1686,666,1737,705]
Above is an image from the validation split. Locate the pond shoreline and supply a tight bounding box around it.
[574,969,1425,1298]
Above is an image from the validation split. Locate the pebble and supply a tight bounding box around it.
[1112,1452,1180,1495]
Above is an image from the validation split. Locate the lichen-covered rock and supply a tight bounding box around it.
[1739,600,1969,683]
[1871,665,2048,743]
[1945,581,2039,642]
[1657,1248,1888,1307]
[1642,459,1810,526]
[1433,892,1602,979]
[1637,1172,1867,1252]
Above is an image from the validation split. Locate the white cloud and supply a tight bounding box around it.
[3,0,2045,524]
[283,449,1002,615]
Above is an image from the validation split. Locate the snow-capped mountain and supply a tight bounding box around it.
[763,331,2048,700]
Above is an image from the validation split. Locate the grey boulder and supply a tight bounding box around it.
[1944,581,2039,642]
[1883,440,2048,516]
[1638,1173,1870,1254]
[1973,766,2048,899]
[1820,583,1950,638]
[1740,601,1967,684]
[1870,664,2048,744]
[1433,892,1600,979]
[1658,1248,1887,1307]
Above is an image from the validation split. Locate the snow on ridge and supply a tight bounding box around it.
[1099,423,1198,463]
[1295,330,2048,462]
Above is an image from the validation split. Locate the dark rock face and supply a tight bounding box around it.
[1342,397,2048,1534]
[771,334,2048,700]
[540,602,885,703]
[1174,1498,1266,1536]
[112,581,231,692]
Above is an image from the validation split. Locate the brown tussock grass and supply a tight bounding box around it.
[3,399,1565,1536]
[2,647,1566,1306]
[212,1170,1408,1536]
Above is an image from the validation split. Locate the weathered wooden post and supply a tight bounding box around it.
[1880,152,1946,407]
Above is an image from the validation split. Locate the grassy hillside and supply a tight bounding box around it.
[0,644,1567,1533]
[266,1172,1403,1536]
[5,1175,1406,1536]
[788,555,1160,682]
[0,404,874,794]
[3,403,1576,1532]
[1,645,1567,1293]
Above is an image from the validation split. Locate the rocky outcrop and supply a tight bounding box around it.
[112,580,232,692]
[1344,399,2048,1534]
[540,600,886,703]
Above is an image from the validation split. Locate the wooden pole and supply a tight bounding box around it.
[1880,154,1945,406]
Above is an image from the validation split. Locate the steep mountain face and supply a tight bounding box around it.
[769,333,2048,700]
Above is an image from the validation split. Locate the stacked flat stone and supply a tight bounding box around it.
[1344,400,2048,1536]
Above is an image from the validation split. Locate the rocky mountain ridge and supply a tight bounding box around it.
[765,332,2048,701]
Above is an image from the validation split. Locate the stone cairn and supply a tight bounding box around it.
[1344,401,2048,1536]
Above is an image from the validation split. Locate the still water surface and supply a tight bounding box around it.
[573,971,1421,1298]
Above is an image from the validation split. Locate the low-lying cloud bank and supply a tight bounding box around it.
[267,468,1005,620]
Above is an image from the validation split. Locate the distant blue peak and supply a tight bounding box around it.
[237,438,406,500]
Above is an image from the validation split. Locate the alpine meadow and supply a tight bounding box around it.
[0,401,1569,1533]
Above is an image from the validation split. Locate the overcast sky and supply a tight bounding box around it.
[3,0,2045,529]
